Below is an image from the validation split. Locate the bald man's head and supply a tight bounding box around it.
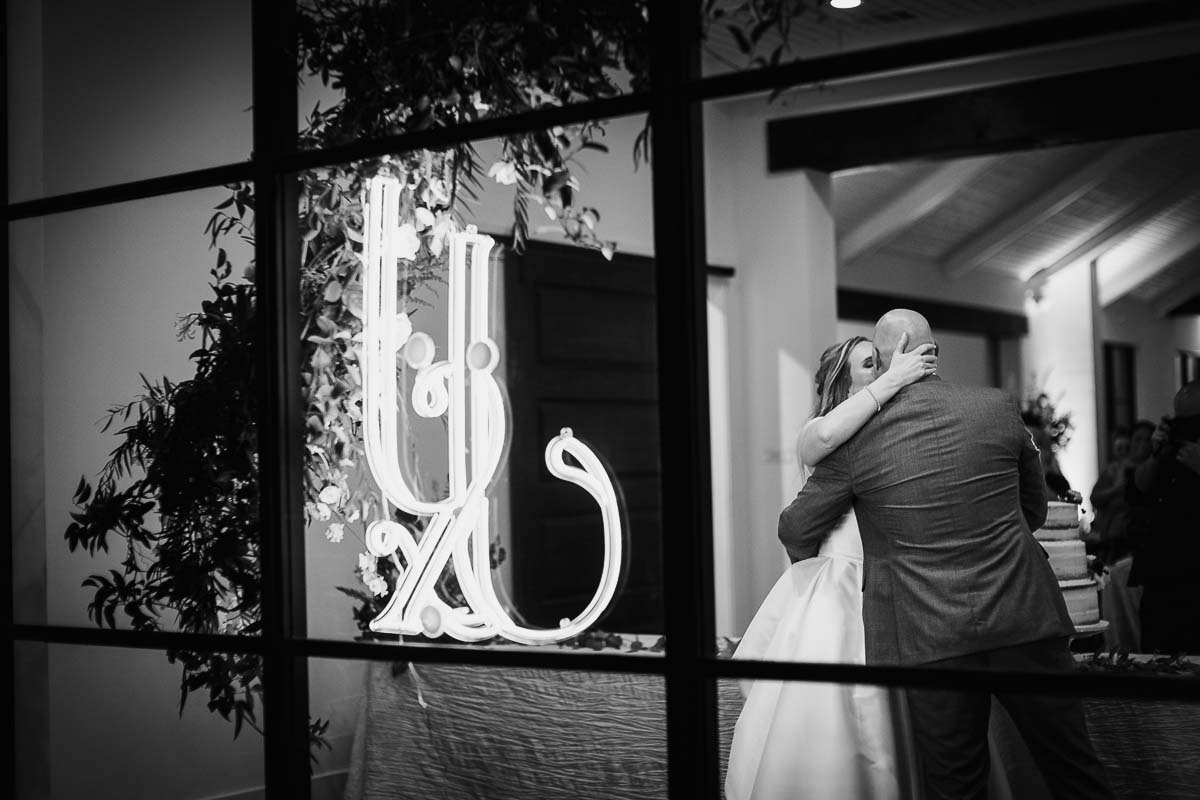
[874,309,935,371]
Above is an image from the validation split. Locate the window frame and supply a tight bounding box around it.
[8,2,1200,798]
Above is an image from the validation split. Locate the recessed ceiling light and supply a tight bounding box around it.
[830,0,862,8]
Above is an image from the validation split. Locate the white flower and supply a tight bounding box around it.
[368,576,389,597]
[318,485,342,505]
[346,506,361,522]
[414,206,436,231]
[314,502,332,521]
[422,178,451,206]
[488,161,518,186]
[393,311,413,344]
[428,211,458,257]
[358,552,377,572]
[544,205,558,221]
[325,523,345,543]
[393,222,421,260]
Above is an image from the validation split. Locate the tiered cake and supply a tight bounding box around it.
[1034,500,1102,630]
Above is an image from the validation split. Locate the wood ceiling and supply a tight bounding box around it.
[703,0,1200,316]
[831,122,1200,316]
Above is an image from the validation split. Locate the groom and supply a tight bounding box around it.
[779,309,1113,800]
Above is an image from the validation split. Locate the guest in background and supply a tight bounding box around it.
[1127,380,1200,654]
[1090,420,1155,651]
[1090,421,1154,563]
[1106,425,1131,468]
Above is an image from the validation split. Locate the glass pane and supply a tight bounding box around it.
[719,675,1200,799]
[14,642,264,800]
[299,113,666,653]
[296,1,649,150]
[699,0,1189,81]
[10,185,259,634]
[312,657,666,798]
[7,0,253,202]
[704,77,1200,662]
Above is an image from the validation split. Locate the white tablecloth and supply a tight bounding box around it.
[344,658,1200,799]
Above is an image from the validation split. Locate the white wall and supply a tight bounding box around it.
[25,0,252,201]
[10,3,329,797]
[1021,259,1099,508]
[703,100,840,636]
[1098,296,1187,423]
[840,251,1027,315]
[1175,315,1200,355]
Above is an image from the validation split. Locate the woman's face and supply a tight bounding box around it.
[848,341,878,394]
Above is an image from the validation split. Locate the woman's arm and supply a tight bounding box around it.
[799,333,936,468]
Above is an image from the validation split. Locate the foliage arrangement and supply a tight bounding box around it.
[62,0,830,758]
[1077,650,1200,677]
[1022,389,1075,452]
[702,0,834,74]
[64,0,656,758]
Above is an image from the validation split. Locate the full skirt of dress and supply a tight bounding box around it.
[725,554,907,800]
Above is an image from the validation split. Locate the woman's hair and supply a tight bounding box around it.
[813,335,869,418]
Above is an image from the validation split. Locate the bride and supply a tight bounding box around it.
[725,332,934,800]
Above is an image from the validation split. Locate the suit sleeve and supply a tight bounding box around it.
[778,449,854,563]
[1015,402,1048,533]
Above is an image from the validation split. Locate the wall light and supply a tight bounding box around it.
[830,0,862,9]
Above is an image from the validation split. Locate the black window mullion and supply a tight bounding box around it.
[686,0,1200,103]
[251,2,308,798]
[2,15,15,788]
[5,161,256,222]
[648,5,719,798]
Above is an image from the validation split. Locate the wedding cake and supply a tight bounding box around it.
[1034,500,1101,628]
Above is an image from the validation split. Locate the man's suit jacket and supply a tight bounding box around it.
[779,377,1075,666]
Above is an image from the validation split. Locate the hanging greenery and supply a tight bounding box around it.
[64,0,654,759]
[62,0,817,759]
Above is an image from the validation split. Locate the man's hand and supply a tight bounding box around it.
[1178,441,1200,477]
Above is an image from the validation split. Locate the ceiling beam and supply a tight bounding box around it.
[1028,169,1200,291]
[1150,259,1200,317]
[839,155,998,264]
[941,139,1151,279]
[1098,225,1200,307]
[768,54,1200,174]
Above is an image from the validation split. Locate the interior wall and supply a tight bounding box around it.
[1098,296,1188,424]
[839,252,1027,315]
[704,100,841,636]
[13,3,316,797]
[35,0,252,199]
[1022,259,1099,510]
[1172,315,1200,359]
[8,3,44,799]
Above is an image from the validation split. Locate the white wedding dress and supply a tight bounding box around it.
[725,506,912,800]
[725,495,1020,800]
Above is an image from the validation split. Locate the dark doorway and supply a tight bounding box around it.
[1103,342,1137,448]
[503,241,663,634]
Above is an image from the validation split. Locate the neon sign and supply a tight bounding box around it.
[360,176,623,644]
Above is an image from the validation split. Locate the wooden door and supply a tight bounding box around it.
[503,241,662,634]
